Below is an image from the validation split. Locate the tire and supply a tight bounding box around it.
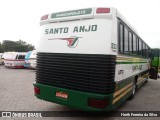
[128,80,136,100]
[145,79,148,83]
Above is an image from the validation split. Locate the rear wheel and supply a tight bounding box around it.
[128,80,136,100]
[145,79,148,83]
[145,74,149,83]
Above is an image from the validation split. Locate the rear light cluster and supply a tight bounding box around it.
[96,8,110,14]
[34,86,40,95]
[88,98,109,109]
[41,14,48,20]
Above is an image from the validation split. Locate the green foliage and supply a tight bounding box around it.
[0,40,35,52]
[0,42,4,53]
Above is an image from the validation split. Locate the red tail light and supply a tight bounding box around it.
[34,86,40,95]
[88,98,109,109]
[41,14,48,20]
[96,8,110,14]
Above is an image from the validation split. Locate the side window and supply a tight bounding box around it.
[124,26,129,54]
[146,45,149,58]
[133,34,137,55]
[148,48,151,58]
[15,55,18,59]
[129,31,133,54]
[137,37,139,55]
[118,20,149,58]
[18,55,25,59]
[143,43,146,57]
[139,39,142,55]
[144,44,147,57]
[119,23,124,53]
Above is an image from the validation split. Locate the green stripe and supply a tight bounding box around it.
[116,62,147,64]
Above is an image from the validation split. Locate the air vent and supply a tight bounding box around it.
[36,53,116,94]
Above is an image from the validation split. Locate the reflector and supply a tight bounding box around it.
[96,8,110,14]
[41,14,48,20]
[34,86,40,95]
[88,98,109,109]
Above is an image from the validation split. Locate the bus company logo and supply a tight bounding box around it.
[48,36,81,48]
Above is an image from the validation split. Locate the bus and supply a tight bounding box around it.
[33,7,158,111]
[24,51,32,68]
[4,52,26,68]
[0,53,3,65]
[149,49,160,79]
[29,50,37,69]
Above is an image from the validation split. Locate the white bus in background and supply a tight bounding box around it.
[29,50,37,69]
[2,52,13,65]
[0,53,3,65]
[4,52,26,68]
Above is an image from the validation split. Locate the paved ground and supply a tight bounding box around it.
[0,66,160,120]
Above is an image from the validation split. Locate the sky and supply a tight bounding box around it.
[0,0,159,49]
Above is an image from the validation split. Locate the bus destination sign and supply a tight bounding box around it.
[51,8,92,18]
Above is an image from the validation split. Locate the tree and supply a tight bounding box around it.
[0,42,4,53]
[1,40,35,52]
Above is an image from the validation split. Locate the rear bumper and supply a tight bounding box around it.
[5,65,24,69]
[33,82,114,111]
[15,66,24,69]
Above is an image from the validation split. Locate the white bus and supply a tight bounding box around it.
[4,52,26,68]
[0,53,3,65]
[34,7,151,111]
[29,50,37,69]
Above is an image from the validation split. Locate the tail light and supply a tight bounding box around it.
[96,8,110,14]
[34,86,40,95]
[88,98,109,109]
[41,14,48,20]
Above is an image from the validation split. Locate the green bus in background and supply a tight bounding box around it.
[150,48,160,79]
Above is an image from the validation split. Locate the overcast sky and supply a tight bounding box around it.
[0,0,159,49]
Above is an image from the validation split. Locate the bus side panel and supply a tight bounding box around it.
[112,76,134,108]
[112,70,149,108]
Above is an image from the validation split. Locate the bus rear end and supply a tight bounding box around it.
[34,8,117,111]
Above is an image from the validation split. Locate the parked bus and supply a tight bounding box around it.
[34,7,158,111]
[149,49,160,79]
[0,53,3,65]
[24,51,32,68]
[29,50,37,69]
[1,52,9,65]
[2,52,13,65]
[4,52,26,68]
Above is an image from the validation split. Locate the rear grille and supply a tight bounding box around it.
[36,53,116,94]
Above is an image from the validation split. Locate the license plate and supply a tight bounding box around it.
[56,91,68,99]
